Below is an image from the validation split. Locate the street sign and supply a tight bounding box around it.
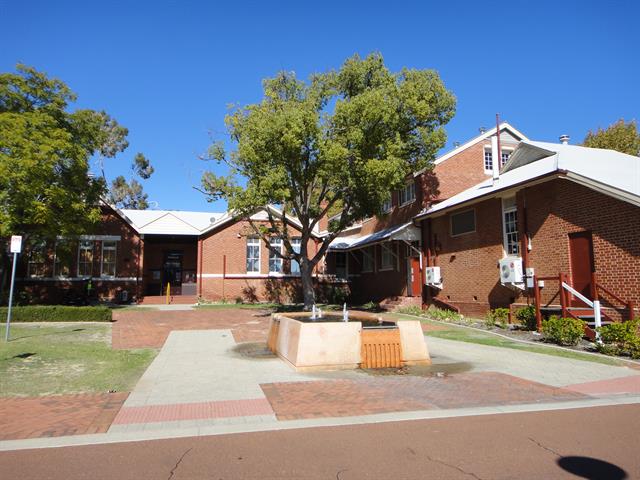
[10,235,22,254]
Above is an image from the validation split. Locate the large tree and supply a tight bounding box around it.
[0,64,142,297]
[582,119,640,156]
[202,53,456,308]
[109,152,155,209]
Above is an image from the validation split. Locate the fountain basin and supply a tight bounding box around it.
[267,311,430,371]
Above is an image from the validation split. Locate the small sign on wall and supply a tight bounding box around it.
[10,235,22,254]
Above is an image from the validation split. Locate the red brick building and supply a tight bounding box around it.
[416,140,640,322]
[326,123,527,306]
[13,205,337,305]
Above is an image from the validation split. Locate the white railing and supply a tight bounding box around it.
[562,281,602,341]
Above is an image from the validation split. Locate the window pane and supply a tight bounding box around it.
[101,241,117,277]
[78,241,93,277]
[290,239,301,274]
[381,244,394,269]
[28,241,47,278]
[55,240,73,277]
[484,150,493,171]
[246,237,260,273]
[451,210,475,236]
[269,238,282,273]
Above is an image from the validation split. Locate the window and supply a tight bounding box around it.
[362,247,374,272]
[101,241,117,277]
[502,197,520,256]
[269,237,283,273]
[501,150,510,167]
[335,252,347,279]
[485,148,512,172]
[27,241,47,278]
[484,149,493,172]
[246,237,260,273]
[450,209,476,236]
[78,240,93,277]
[398,182,416,206]
[381,243,394,270]
[290,238,301,275]
[54,239,73,277]
[381,195,392,213]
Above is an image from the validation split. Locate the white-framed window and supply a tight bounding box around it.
[54,239,73,278]
[484,148,494,172]
[398,181,416,206]
[290,238,301,275]
[380,243,394,270]
[381,195,392,213]
[78,240,93,277]
[362,247,374,273]
[27,241,47,278]
[246,237,260,273]
[269,237,283,273]
[101,241,117,277]
[502,197,520,256]
[484,147,512,172]
[450,209,476,237]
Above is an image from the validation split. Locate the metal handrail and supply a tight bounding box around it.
[562,282,593,308]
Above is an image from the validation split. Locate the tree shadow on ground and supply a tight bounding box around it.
[557,456,627,480]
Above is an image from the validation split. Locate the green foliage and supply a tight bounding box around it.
[109,152,154,209]
[0,305,112,322]
[0,64,130,239]
[516,305,537,331]
[396,305,424,317]
[582,119,640,156]
[361,301,382,312]
[426,308,463,323]
[542,316,585,346]
[485,308,509,328]
[596,319,640,359]
[201,53,456,306]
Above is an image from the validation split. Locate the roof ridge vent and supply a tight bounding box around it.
[559,134,570,145]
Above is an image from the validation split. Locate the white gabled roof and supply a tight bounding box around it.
[120,209,224,235]
[413,122,528,177]
[415,141,640,219]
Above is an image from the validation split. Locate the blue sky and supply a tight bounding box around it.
[2,0,638,212]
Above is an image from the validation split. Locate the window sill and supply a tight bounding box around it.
[379,266,395,272]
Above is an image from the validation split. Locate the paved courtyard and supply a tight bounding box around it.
[2,308,640,448]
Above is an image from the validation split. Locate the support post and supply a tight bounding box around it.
[629,301,636,321]
[593,300,602,343]
[533,274,542,332]
[165,282,170,305]
[5,252,18,342]
[560,273,568,318]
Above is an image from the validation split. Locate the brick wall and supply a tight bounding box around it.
[422,178,639,319]
[199,219,324,302]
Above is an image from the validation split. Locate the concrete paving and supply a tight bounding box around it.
[426,336,640,387]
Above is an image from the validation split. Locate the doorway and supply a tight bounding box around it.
[568,231,595,305]
[406,244,422,297]
[162,251,183,295]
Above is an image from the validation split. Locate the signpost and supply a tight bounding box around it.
[6,235,22,341]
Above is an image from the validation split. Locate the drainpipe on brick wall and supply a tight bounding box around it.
[198,238,203,298]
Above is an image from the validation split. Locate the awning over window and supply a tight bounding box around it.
[329,222,420,251]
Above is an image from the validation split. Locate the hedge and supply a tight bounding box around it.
[0,306,112,322]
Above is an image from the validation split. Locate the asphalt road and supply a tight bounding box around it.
[1,404,638,479]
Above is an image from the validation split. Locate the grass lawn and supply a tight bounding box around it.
[389,313,626,367]
[0,323,157,397]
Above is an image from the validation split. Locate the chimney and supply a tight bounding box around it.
[491,136,500,184]
[559,134,570,145]
[479,127,487,134]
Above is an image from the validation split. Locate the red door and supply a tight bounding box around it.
[409,256,422,297]
[568,231,594,306]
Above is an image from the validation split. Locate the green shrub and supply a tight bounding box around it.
[542,316,585,346]
[396,305,424,317]
[361,301,381,312]
[516,305,537,331]
[485,308,509,328]
[427,308,463,323]
[596,319,640,359]
[0,305,112,322]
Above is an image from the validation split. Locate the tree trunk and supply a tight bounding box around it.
[300,257,316,310]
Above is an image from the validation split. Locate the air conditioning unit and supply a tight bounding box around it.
[499,257,524,286]
[424,266,442,288]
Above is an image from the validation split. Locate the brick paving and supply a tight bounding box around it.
[566,374,640,396]
[0,393,128,440]
[112,398,274,425]
[260,372,587,420]
[111,307,272,349]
